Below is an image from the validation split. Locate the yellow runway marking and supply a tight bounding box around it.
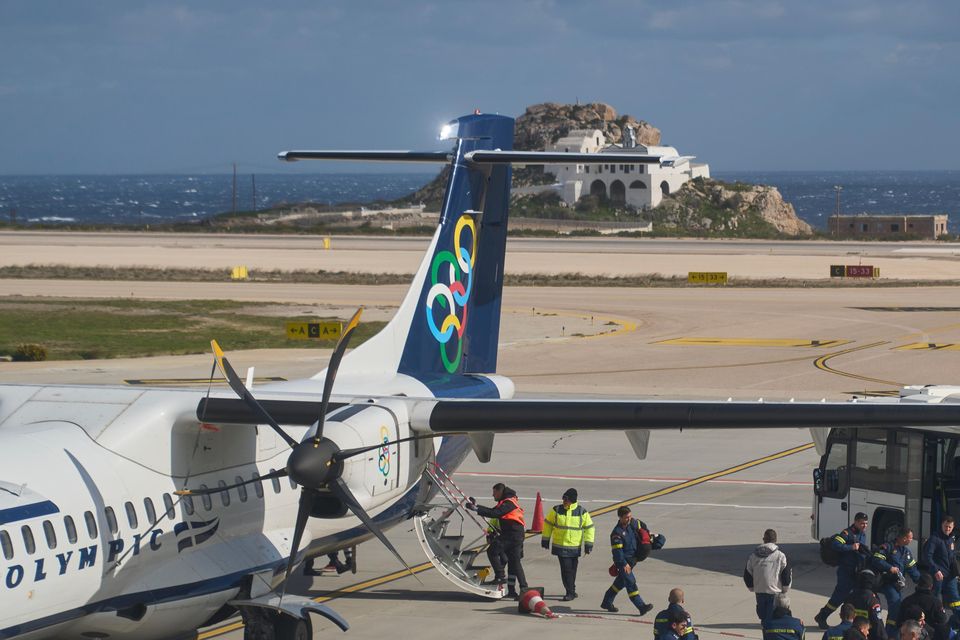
[894,343,960,351]
[813,341,899,386]
[199,442,814,639]
[656,337,851,348]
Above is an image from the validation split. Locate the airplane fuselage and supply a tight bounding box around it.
[0,377,487,640]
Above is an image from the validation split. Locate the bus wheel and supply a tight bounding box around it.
[874,510,904,545]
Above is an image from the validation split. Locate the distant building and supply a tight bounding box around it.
[547,128,710,209]
[828,214,949,240]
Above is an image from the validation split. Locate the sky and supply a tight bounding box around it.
[1,0,958,174]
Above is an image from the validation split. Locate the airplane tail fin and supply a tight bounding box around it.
[287,113,514,384]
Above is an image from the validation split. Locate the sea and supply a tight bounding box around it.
[0,170,957,234]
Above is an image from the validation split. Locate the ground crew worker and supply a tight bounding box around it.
[467,483,528,595]
[763,594,805,640]
[745,528,793,622]
[654,588,698,640]
[843,569,887,640]
[872,528,921,630]
[824,604,857,640]
[541,487,594,601]
[923,516,960,622]
[486,517,519,598]
[600,506,655,616]
[816,512,870,629]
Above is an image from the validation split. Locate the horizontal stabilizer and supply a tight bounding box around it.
[278,150,452,163]
[464,150,662,166]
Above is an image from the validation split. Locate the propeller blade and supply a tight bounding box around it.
[211,340,298,449]
[328,476,420,582]
[284,489,316,584]
[334,434,437,461]
[315,308,363,444]
[174,468,289,497]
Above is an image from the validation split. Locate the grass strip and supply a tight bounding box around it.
[1,265,958,288]
[0,298,384,361]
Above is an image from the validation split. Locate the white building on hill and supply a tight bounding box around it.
[548,128,710,209]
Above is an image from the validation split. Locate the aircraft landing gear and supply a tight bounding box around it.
[240,607,312,640]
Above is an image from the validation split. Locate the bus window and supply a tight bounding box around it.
[820,441,849,497]
[852,429,907,493]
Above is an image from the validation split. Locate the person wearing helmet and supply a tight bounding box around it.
[843,569,887,640]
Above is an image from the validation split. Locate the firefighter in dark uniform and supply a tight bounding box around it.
[467,483,528,594]
[763,594,805,640]
[843,569,887,640]
[923,516,960,625]
[600,505,655,615]
[823,604,857,640]
[817,512,870,629]
[658,609,691,640]
[654,588,698,640]
[900,573,949,640]
[872,528,920,631]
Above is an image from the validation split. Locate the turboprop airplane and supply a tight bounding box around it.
[3,111,960,640]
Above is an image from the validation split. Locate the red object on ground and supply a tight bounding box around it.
[529,492,544,533]
[518,589,557,619]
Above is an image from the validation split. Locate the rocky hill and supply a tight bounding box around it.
[401,102,660,206]
[652,178,812,237]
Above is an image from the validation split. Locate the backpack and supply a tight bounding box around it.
[820,537,841,566]
[634,519,653,562]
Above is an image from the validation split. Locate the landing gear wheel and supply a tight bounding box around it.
[276,615,312,640]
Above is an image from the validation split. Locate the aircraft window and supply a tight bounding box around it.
[270,468,281,494]
[218,481,230,507]
[235,476,248,503]
[124,501,139,529]
[182,495,195,516]
[84,511,98,538]
[63,515,78,544]
[42,520,57,549]
[21,525,36,555]
[0,530,12,560]
[163,493,176,520]
[199,485,213,511]
[105,506,118,535]
[144,498,156,524]
[252,472,264,499]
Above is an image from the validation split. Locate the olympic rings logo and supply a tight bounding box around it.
[426,213,477,373]
[377,426,390,477]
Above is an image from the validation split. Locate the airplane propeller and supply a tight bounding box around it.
[179,308,420,589]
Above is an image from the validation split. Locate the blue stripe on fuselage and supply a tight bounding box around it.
[0,500,59,526]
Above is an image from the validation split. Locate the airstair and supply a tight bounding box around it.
[413,462,505,599]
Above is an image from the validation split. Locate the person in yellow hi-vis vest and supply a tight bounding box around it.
[541,488,595,601]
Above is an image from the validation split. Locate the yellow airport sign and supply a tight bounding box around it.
[656,337,852,348]
[688,271,728,284]
[894,343,960,351]
[231,266,249,280]
[286,321,343,341]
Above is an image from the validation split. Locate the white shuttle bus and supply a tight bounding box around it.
[812,385,960,547]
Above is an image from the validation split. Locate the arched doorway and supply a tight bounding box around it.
[610,180,626,204]
[660,181,670,197]
[590,180,607,198]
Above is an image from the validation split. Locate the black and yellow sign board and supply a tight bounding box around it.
[286,321,342,341]
[830,265,880,278]
[687,271,728,284]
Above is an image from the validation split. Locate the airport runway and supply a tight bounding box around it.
[3,234,960,638]
[1,231,959,279]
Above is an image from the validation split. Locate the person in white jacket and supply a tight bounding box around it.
[744,529,793,623]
